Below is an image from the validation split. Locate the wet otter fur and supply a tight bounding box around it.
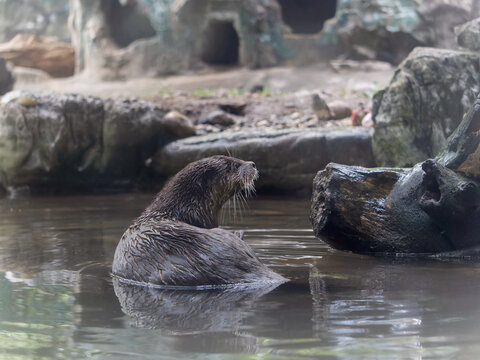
[112,155,286,287]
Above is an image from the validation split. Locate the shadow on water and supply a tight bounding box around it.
[1,195,480,359]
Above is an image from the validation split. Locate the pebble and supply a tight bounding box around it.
[162,111,196,138]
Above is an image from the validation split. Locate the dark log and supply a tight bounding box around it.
[311,97,480,254]
[438,97,480,179]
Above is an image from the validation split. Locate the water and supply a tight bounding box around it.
[1,194,480,359]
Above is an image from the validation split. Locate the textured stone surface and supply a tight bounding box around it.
[0,0,70,43]
[0,93,193,192]
[331,0,472,64]
[456,17,480,51]
[69,0,287,79]
[162,111,196,138]
[152,127,375,193]
[68,0,477,78]
[200,111,235,127]
[332,0,424,64]
[372,47,480,167]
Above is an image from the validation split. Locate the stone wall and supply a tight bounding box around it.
[0,0,70,42]
[69,0,293,79]
[0,0,472,79]
[67,0,477,79]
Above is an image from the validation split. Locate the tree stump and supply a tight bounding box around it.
[311,96,480,254]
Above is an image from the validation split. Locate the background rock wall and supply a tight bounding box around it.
[0,0,70,43]
[0,0,476,79]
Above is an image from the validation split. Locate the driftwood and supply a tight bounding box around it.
[0,34,74,77]
[311,96,480,254]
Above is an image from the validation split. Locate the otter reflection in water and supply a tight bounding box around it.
[112,277,281,332]
[112,155,286,287]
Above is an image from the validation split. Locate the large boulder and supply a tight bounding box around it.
[416,1,472,49]
[456,17,480,52]
[372,47,480,167]
[0,92,193,193]
[152,127,375,194]
[332,0,424,64]
[0,57,13,95]
[325,0,473,64]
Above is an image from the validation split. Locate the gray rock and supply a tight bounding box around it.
[331,0,472,64]
[417,2,470,50]
[199,111,235,127]
[372,47,480,167]
[0,93,191,192]
[311,94,330,120]
[162,111,196,138]
[0,58,13,95]
[456,17,480,52]
[312,95,352,121]
[332,0,424,64]
[152,127,375,193]
[327,101,352,120]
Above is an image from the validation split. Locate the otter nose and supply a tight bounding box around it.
[247,161,256,169]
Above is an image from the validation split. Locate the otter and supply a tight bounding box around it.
[112,155,286,288]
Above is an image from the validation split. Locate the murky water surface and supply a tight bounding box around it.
[1,194,480,359]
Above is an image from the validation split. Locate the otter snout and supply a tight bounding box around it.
[241,161,258,180]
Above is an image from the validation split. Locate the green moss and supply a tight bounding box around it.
[189,88,217,98]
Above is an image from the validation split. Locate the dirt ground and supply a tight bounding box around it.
[15,60,394,131]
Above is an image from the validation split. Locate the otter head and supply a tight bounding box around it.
[146,156,258,229]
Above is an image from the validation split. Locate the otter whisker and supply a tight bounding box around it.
[233,193,237,223]
[237,192,246,220]
[220,199,229,224]
[237,191,250,213]
[244,178,256,198]
[228,192,247,224]
[236,192,246,218]
[223,197,238,224]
